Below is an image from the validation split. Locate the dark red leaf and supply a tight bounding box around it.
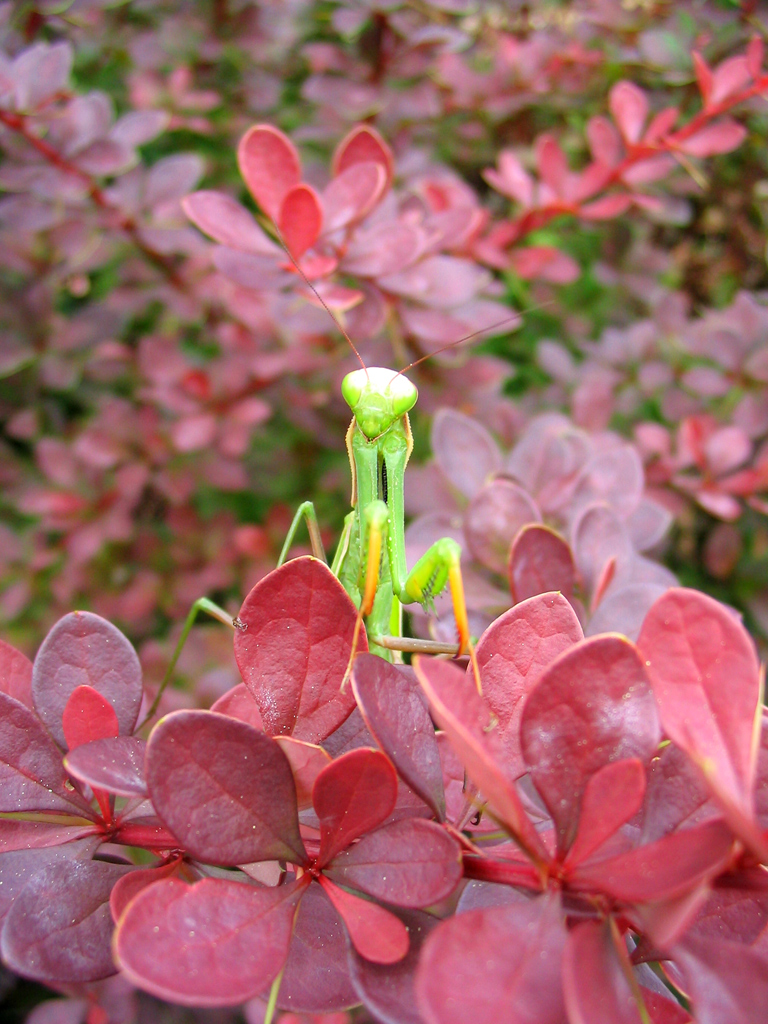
[279,183,323,259]
[109,860,181,922]
[1,859,129,984]
[276,882,358,1013]
[145,709,306,866]
[332,124,394,190]
[348,908,439,1024]
[520,634,660,854]
[314,748,398,866]
[352,654,445,820]
[64,736,146,797]
[114,877,305,1006]
[0,691,93,816]
[0,637,33,708]
[508,524,577,603]
[570,819,734,903]
[326,818,461,908]
[0,819,100,852]
[564,759,646,870]
[563,920,646,1024]
[413,657,547,863]
[319,876,409,964]
[416,896,567,1024]
[237,124,301,221]
[474,592,583,778]
[637,589,761,825]
[0,839,98,925]
[62,685,119,751]
[32,611,142,748]
[234,558,361,743]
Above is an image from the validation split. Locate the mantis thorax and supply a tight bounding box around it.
[341,366,418,440]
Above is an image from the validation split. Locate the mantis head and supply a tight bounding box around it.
[341,366,418,440]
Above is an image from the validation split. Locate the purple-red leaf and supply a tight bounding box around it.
[326,818,461,908]
[279,183,323,259]
[520,634,660,854]
[413,657,547,863]
[109,860,181,923]
[1,859,129,984]
[64,735,146,797]
[32,611,142,748]
[234,557,361,743]
[416,896,567,1024]
[0,691,93,815]
[564,759,646,870]
[637,589,761,823]
[431,409,502,500]
[145,709,306,866]
[182,191,280,253]
[0,839,98,925]
[465,479,541,575]
[474,592,583,778]
[274,736,331,809]
[319,876,409,964]
[114,877,304,1006]
[508,523,577,603]
[674,932,768,1024]
[352,654,445,820]
[0,637,33,708]
[62,684,119,751]
[210,682,264,730]
[237,124,301,221]
[314,748,398,867]
[563,920,646,1024]
[322,160,387,232]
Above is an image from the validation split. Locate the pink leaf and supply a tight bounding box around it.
[710,55,752,105]
[692,52,713,105]
[610,82,649,144]
[237,124,302,221]
[279,183,323,259]
[182,191,280,253]
[564,759,646,870]
[473,592,583,778]
[416,897,567,1024]
[322,161,387,232]
[580,194,633,220]
[114,877,304,1006]
[314,748,398,867]
[747,36,764,79]
[274,736,331,809]
[508,523,577,604]
[0,637,33,708]
[587,116,623,167]
[464,479,541,575]
[318,876,408,964]
[210,682,264,730]
[483,151,535,205]
[677,121,748,158]
[234,558,361,742]
[332,124,394,190]
[32,611,142,748]
[145,709,306,865]
[535,134,568,194]
[563,920,648,1024]
[508,246,580,284]
[62,685,119,751]
[431,408,502,500]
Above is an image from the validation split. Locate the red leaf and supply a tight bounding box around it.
[586,116,622,166]
[326,818,462,907]
[313,748,398,867]
[352,654,445,820]
[1,859,129,984]
[415,897,567,1024]
[674,932,768,1024]
[279,183,323,259]
[637,588,761,823]
[643,107,679,145]
[508,523,577,603]
[62,685,119,751]
[0,819,99,852]
[580,193,633,220]
[564,759,646,870]
[570,819,734,903]
[32,611,142,748]
[610,81,649,144]
[234,558,361,743]
[692,52,713,105]
[64,735,146,797]
[332,124,394,190]
[145,710,306,866]
[473,592,583,778]
[182,191,280,253]
[319,876,409,964]
[237,123,301,221]
[509,245,580,284]
[520,635,660,855]
[710,55,751,105]
[109,860,181,923]
[677,121,747,158]
[413,656,547,863]
[535,134,568,194]
[322,160,387,232]
[276,882,358,1013]
[274,736,331,809]
[747,36,764,79]
[0,638,33,708]
[114,877,305,1006]
[563,920,647,1024]
[0,691,93,816]
[210,682,264,730]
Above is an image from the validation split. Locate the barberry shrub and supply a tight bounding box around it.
[1,558,766,1023]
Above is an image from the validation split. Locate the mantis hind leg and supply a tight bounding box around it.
[278,500,327,566]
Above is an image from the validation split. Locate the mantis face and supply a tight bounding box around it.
[341,366,418,440]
